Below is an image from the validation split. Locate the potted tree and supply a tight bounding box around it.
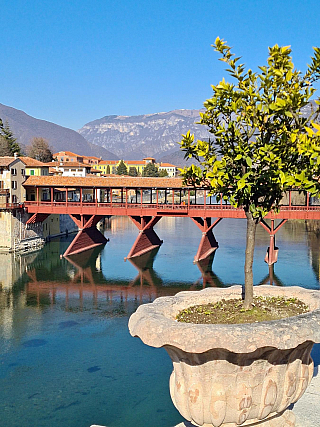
[129,40,320,426]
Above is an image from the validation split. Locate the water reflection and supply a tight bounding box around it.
[1,218,320,318]
[258,265,285,287]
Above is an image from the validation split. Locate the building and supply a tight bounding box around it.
[93,160,119,175]
[158,162,179,178]
[53,151,84,163]
[20,157,50,177]
[53,151,101,165]
[0,156,45,252]
[125,160,148,175]
[0,156,26,205]
[93,157,163,176]
[55,152,179,177]
[48,161,94,177]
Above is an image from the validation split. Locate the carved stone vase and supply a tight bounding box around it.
[128,286,320,427]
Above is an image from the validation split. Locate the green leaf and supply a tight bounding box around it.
[237,178,246,189]
[246,157,253,167]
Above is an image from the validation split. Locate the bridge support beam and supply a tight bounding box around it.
[63,214,108,257]
[26,213,50,225]
[126,216,162,259]
[192,217,222,263]
[260,219,287,265]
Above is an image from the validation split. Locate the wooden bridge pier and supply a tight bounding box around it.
[63,214,108,257]
[125,215,163,259]
[191,217,222,262]
[260,219,288,265]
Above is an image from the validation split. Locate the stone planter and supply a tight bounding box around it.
[129,285,320,427]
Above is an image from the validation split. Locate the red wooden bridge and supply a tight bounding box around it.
[23,175,320,265]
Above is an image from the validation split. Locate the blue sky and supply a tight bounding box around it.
[1,0,320,130]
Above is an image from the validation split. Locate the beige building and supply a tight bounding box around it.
[0,156,26,205]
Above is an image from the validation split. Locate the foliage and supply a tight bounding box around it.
[180,38,320,308]
[129,166,138,176]
[142,162,159,177]
[117,160,128,175]
[106,165,111,174]
[27,137,53,162]
[0,119,21,156]
[159,169,169,177]
[0,135,11,156]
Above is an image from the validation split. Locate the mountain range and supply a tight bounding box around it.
[0,103,118,160]
[1,101,317,167]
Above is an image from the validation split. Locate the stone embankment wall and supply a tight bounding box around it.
[0,211,79,253]
[0,210,44,253]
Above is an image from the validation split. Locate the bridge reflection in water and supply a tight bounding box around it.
[24,245,287,316]
[24,247,227,314]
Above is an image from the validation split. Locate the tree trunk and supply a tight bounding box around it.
[244,211,258,309]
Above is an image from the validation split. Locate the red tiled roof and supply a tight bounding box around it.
[0,156,16,167]
[159,163,176,167]
[53,151,80,157]
[83,155,100,160]
[23,175,185,188]
[19,157,49,167]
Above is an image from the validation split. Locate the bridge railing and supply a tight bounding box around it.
[24,199,319,212]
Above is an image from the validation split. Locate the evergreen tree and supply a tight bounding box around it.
[117,160,128,175]
[128,166,138,176]
[0,119,21,156]
[159,169,168,177]
[106,165,111,174]
[142,163,159,177]
[0,135,11,156]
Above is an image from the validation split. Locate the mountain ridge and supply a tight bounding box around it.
[0,103,119,160]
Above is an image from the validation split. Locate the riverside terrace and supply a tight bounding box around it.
[23,175,320,263]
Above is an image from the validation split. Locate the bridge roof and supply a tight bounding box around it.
[23,175,186,189]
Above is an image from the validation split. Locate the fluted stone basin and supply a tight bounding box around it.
[129,286,320,427]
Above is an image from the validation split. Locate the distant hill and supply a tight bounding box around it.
[78,109,209,160]
[0,103,118,160]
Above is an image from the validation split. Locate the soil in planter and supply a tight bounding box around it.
[176,296,309,324]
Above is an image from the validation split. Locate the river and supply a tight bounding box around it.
[0,216,319,427]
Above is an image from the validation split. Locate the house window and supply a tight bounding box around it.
[21,169,25,176]
[12,195,17,203]
[12,181,17,190]
[11,168,17,176]
[30,170,35,175]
